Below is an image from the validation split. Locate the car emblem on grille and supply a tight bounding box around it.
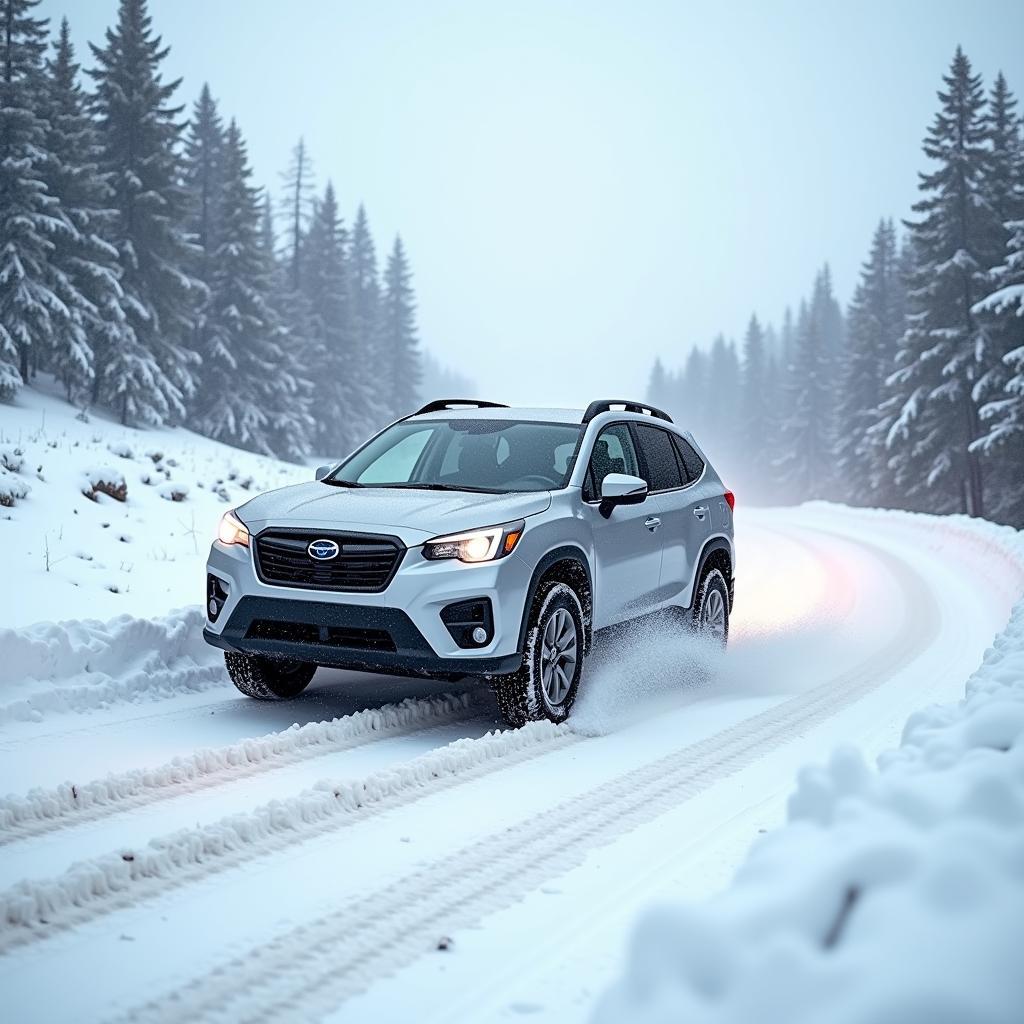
[307,539,340,561]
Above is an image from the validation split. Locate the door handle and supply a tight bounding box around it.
[693,506,708,520]
[644,516,661,532]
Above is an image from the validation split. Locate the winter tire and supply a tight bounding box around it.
[224,651,317,700]
[692,566,729,645]
[493,581,586,728]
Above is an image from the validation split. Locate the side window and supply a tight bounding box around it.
[356,428,432,483]
[584,424,639,500]
[671,434,705,483]
[634,425,684,491]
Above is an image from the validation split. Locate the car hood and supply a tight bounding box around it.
[236,482,552,545]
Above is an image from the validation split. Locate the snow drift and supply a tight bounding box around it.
[593,572,1024,1023]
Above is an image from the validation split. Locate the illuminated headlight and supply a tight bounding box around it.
[217,509,250,547]
[423,520,525,563]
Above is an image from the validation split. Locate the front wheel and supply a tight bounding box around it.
[492,581,586,728]
[224,651,317,700]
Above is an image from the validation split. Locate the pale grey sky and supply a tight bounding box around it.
[41,0,1024,406]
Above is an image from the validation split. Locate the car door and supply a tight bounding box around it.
[581,422,664,628]
[632,424,712,606]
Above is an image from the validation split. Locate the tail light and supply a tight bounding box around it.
[724,490,735,511]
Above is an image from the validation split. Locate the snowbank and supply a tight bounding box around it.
[593,585,1024,1024]
[0,379,308,627]
[0,608,225,724]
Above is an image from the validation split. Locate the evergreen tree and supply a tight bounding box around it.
[971,71,1024,524]
[302,181,368,453]
[380,235,422,420]
[704,334,741,472]
[876,48,1001,516]
[679,346,708,424]
[183,83,224,285]
[194,119,310,456]
[349,202,383,427]
[38,16,129,403]
[739,314,768,493]
[647,357,670,412]
[836,220,904,504]
[777,296,833,501]
[280,137,313,291]
[89,0,203,424]
[0,0,63,398]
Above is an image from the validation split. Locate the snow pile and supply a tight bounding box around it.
[593,589,1024,1024]
[0,720,572,938]
[0,608,225,724]
[0,379,308,627]
[0,693,472,833]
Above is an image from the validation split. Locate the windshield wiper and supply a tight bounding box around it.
[380,483,504,494]
[321,477,364,488]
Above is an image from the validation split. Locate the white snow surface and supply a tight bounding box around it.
[593,535,1024,1024]
[1,386,1024,1023]
[0,378,308,626]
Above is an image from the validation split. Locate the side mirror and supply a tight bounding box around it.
[599,473,648,516]
[315,465,333,481]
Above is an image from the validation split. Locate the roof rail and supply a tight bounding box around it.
[581,399,673,425]
[412,399,509,416]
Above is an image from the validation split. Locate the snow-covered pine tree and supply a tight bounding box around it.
[777,295,834,501]
[876,48,1002,516]
[380,235,422,420]
[970,71,1024,525]
[739,314,769,494]
[836,219,904,505]
[301,181,368,454]
[39,17,129,404]
[704,334,741,474]
[183,84,224,289]
[349,202,384,429]
[88,0,203,425]
[280,137,314,292]
[647,357,670,411]
[679,345,708,425]
[193,119,311,457]
[0,0,64,399]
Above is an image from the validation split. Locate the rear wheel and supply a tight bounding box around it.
[224,651,317,700]
[692,566,729,645]
[493,581,585,728]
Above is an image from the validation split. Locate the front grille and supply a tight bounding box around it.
[245,618,396,652]
[254,530,404,592]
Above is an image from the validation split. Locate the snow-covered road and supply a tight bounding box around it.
[0,503,1021,1023]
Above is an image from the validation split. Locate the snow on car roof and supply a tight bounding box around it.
[411,406,585,424]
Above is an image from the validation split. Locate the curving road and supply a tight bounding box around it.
[0,504,1020,1023]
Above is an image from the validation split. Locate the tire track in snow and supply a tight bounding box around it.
[118,533,943,1024]
[0,722,576,951]
[0,693,474,844]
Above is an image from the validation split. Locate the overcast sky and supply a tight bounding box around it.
[41,0,1024,407]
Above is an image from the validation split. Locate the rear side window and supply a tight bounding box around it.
[634,425,684,491]
[672,434,706,482]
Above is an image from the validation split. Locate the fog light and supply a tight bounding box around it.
[472,626,488,644]
[208,598,219,616]
[207,574,229,623]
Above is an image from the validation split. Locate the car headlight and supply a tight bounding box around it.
[423,520,525,563]
[217,509,250,547]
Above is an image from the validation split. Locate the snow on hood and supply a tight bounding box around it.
[235,481,552,543]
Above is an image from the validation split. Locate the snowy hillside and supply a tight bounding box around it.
[0,378,309,628]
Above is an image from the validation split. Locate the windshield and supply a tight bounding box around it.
[327,419,583,493]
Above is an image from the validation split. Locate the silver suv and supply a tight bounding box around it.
[204,399,735,726]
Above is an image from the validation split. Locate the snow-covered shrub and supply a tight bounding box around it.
[158,482,188,502]
[593,594,1024,1024]
[0,466,30,507]
[106,440,134,459]
[1,445,24,473]
[81,466,127,503]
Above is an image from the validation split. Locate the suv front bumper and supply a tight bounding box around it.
[204,534,533,678]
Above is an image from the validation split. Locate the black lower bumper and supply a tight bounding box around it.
[203,595,523,679]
